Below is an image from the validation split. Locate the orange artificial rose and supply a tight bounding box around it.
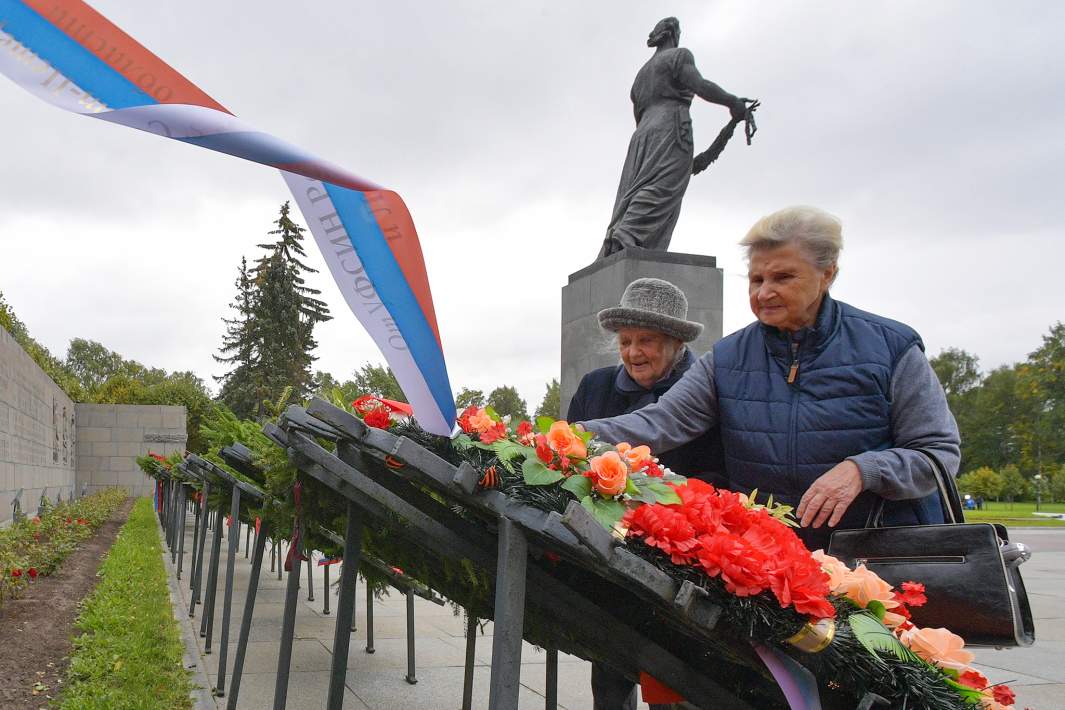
[836,564,899,610]
[547,421,587,459]
[590,451,628,497]
[897,626,974,673]
[810,550,850,595]
[615,442,652,470]
[468,409,496,434]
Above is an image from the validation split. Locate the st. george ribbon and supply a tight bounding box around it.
[0,0,456,435]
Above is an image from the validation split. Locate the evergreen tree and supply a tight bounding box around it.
[215,203,331,418]
[215,257,261,418]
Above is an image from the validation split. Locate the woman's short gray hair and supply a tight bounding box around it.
[739,206,843,271]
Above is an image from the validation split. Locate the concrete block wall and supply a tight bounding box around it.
[561,250,723,418]
[0,326,77,523]
[75,404,187,498]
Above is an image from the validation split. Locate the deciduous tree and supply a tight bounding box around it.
[487,385,528,420]
[534,378,560,419]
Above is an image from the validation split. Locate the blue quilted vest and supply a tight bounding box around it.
[712,294,943,548]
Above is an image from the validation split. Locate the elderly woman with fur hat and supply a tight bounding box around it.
[567,277,724,710]
[567,277,725,483]
[581,206,961,555]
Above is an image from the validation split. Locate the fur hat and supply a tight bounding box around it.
[597,278,703,343]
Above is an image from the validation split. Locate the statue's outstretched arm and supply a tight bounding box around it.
[676,53,745,119]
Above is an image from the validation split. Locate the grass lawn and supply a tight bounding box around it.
[60,497,193,709]
[961,500,1065,527]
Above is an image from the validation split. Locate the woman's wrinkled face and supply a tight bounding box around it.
[748,243,836,332]
[617,328,681,389]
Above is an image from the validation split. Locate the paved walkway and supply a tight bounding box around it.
[161,508,1064,709]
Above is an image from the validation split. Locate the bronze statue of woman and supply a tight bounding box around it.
[598,17,754,258]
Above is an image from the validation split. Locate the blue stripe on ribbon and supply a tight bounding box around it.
[178,131,319,169]
[323,182,455,427]
[0,0,154,109]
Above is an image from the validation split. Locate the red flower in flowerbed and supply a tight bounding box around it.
[27,568,38,580]
[10,568,21,578]
[624,480,835,620]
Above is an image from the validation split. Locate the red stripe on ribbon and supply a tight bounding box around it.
[22,0,230,111]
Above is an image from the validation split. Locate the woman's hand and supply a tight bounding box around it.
[796,460,863,529]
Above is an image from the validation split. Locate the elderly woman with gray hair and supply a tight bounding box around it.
[582,205,960,552]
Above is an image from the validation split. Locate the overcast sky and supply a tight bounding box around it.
[1,1,1062,411]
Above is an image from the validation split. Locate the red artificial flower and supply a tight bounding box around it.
[893,603,912,620]
[896,581,927,608]
[991,684,1016,705]
[457,405,479,433]
[479,421,507,444]
[27,568,38,580]
[625,477,836,620]
[625,504,700,564]
[363,406,392,429]
[534,434,553,465]
[642,460,664,478]
[957,669,988,690]
[699,533,770,597]
[352,395,385,415]
[516,420,534,445]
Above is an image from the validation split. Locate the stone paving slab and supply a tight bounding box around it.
[165,509,1065,709]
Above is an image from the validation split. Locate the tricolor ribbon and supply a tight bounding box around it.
[0,0,455,435]
[753,643,823,710]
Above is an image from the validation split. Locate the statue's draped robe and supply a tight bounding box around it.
[600,47,718,257]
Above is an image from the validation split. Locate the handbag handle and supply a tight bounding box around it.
[864,449,963,528]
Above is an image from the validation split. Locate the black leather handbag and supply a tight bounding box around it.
[827,452,1035,647]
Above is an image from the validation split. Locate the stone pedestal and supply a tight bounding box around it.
[560,250,723,418]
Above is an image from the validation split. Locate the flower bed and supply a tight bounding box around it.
[0,489,128,609]
[59,497,192,709]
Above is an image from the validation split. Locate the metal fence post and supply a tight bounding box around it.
[227,520,270,710]
[273,520,304,710]
[365,582,375,654]
[405,589,417,685]
[462,614,478,710]
[488,517,528,710]
[201,508,224,649]
[215,486,242,696]
[325,503,363,710]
